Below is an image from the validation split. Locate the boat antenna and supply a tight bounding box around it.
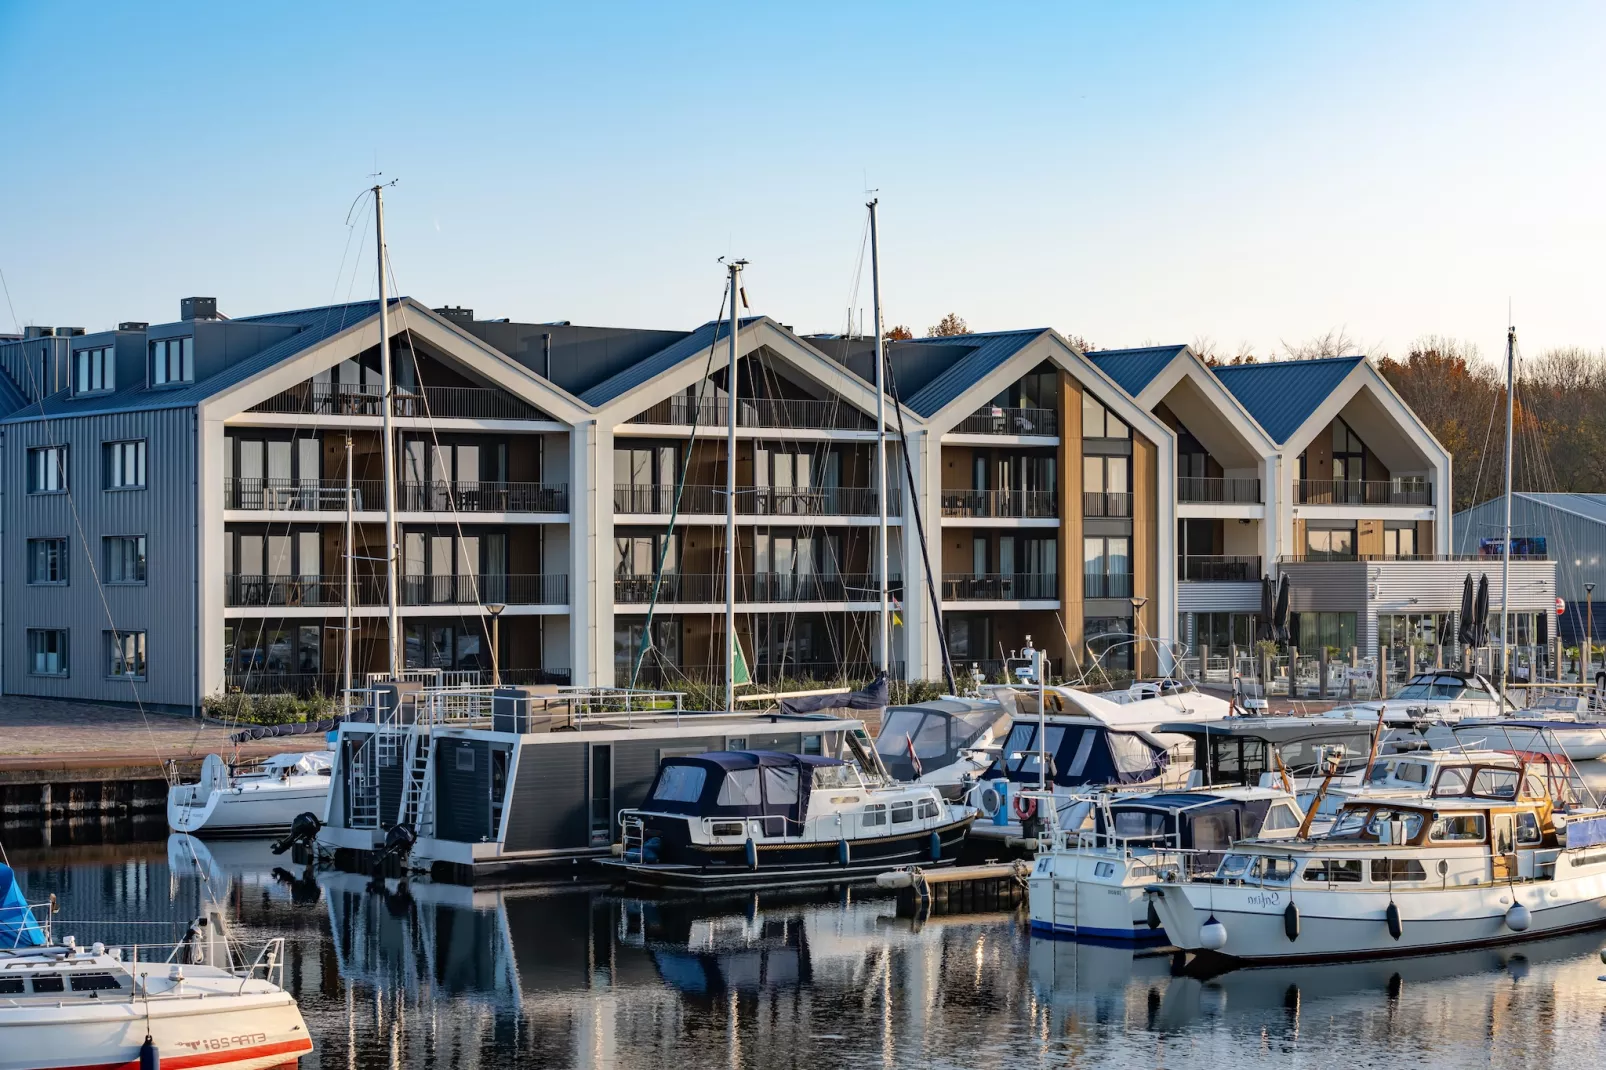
[1498,323,1516,708]
[868,199,891,678]
[374,179,401,679]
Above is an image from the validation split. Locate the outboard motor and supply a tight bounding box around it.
[271,812,322,855]
[373,823,417,864]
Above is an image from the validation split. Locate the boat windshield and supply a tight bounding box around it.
[1365,810,1425,842]
[876,709,948,759]
[812,764,862,789]
[1391,675,1471,701]
[1216,853,1254,880]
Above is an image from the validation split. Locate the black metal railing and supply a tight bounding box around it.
[1083,572,1134,599]
[1278,552,1548,564]
[1082,491,1132,518]
[627,396,873,430]
[222,665,571,696]
[626,662,902,687]
[1295,479,1432,506]
[224,574,387,607]
[940,573,1059,601]
[225,478,386,511]
[1178,555,1261,582]
[613,572,902,604]
[953,406,1059,436]
[400,574,568,606]
[225,478,567,513]
[940,489,1058,519]
[399,481,568,513]
[248,383,545,421]
[1178,477,1262,504]
[612,484,896,517]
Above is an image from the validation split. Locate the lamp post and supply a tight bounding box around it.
[1586,582,1596,681]
[485,603,505,687]
[1130,595,1149,679]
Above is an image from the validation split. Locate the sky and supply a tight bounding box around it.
[3,2,1605,366]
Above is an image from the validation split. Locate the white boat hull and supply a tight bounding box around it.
[168,779,331,835]
[1027,849,1166,943]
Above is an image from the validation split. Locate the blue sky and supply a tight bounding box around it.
[3,2,1604,363]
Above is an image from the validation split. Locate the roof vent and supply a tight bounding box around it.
[23,326,55,339]
[118,321,149,332]
[181,297,219,321]
[433,305,474,324]
[60,327,85,337]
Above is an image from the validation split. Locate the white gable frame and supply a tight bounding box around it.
[1133,347,1279,460]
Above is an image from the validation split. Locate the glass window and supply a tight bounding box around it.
[1305,526,1356,561]
[103,536,147,584]
[918,798,939,819]
[890,800,915,824]
[1515,811,1542,845]
[106,631,146,679]
[1216,853,1254,880]
[1471,768,1519,798]
[104,441,147,489]
[1256,857,1297,883]
[1365,810,1425,842]
[716,768,763,807]
[863,804,887,827]
[27,446,67,494]
[877,710,947,758]
[27,538,67,584]
[812,765,858,789]
[28,629,68,676]
[1395,762,1429,785]
[1328,809,1371,838]
[1262,803,1302,831]
[1303,858,1364,882]
[1081,394,1127,439]
[1371,858,1428,882]
[151,336,194,385]
[1191,813,1236,852]
[1429,814,1486,842]
[652,764,706,803]
[1111,808,1168,840]
[762,766,799,806]
[74,347,115,394]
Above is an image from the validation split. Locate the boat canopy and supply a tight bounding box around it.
[982,718,1167,787]
[642,751,846,821]
[0,864,44,948]
[875,700,1002,781]
[1093,791,1300,851]
[1158,718,1377,785]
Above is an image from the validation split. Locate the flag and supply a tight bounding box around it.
[891,596,903,629]
[905,734,923,778]
[731,636,751,687]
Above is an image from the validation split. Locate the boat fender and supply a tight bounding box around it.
[1146,901,1161,930]
[1283,901,1300,942]
[1198,914,1228,951]
[744,838,758,871]
[1505,902,1531,932]
[1013,794,1038,821]
[140,1034,159,1070]
[838,839,850,866]
[929,831,942,862]
[1386,900,1403,941]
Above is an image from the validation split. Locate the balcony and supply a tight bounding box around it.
[941,489,1057,519]
[1178,555,1262,582]
[952,406,1058,436]
[1178,477,1262,504]
[941,573,1059,601]
[1082,491,1132,518]
[1083,572,1134,599]
[226,478,567,513]
[248,383,545,421]
[613,484,896,517]
[222,666,571,696]
[627,396,872,431]
[1295,479,1432,506]
[224,573,568,607]
[614,572,901,604]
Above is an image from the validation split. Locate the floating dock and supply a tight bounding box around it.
[877,861,1030,916]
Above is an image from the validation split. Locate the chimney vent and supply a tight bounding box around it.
[119,321,149,332]
[432,305,474,324]
[181,297,219,321]
[23,326,55,339]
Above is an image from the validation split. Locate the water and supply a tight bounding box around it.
[10,835,1606,1069]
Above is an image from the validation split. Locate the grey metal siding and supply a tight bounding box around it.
[1177,581,1262,612]
[435,738,491,842]
[611,735,726,817]
[502,740,587,852]
[4,406,197,708]
[1281,562,1367,612]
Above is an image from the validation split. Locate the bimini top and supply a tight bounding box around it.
[1153,718,1376,745]
[642,751,847,820]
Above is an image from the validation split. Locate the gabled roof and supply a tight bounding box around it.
[1211,355,1364,444]
[901,330,1047,418]
[2,300,380,423]
[577,318,755,407]
[1087,345,1188,397]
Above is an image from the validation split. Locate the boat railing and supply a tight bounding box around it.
[232,936,286,989]
[418,686,498,725]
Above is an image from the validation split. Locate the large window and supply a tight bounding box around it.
[104,441,146,490]
[1083,455,1130,516]
[1304,525,1355,561]
[28,629,68,676]
[1083,536,1131,598]
[1332,417,1369,482]
[1086,616,1135,670]
[27,446,67,494]
[74,346,114,395]
[1291,611,1357,655]
[1382,524,1416,559]
[27,538,67,585]
[106,631,147,680]
[1081,394,1129,439]
[150,336,194,385]
[103,536,147,585]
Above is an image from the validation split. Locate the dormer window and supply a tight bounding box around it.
[151,337,194,385]
[74,347,114,395]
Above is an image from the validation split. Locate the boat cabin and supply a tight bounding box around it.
[875,699,1006,782]
[1362,750,1558,801]
[1388,671,1503,710]
[1084,788,1304,855]
[1155,718,1378,788]
[981,716,1169,789]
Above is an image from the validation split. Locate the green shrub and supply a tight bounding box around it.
[202,691,339,725]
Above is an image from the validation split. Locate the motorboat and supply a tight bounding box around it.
[1449,705,1606,762]
[1321,670,1508,729]
[602,751,975,888]
[1027,785,1307,944]
[168,749,333,835]
[0,864,312,1070]
[874,698,1011,798]
[1147,790,1606,969]
[1153,715,1402,797]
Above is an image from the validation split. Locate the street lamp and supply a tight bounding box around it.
[1586,582,1596,680]
[1130,595,1149,679]
[485,603,506,687]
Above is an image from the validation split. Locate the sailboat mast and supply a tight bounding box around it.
[375,184,401,679]
[868,200,890,676]
[1500,325,1516,687]
[725,260,745,713]
[344,432,354,699]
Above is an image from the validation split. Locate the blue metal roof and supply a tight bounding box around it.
[577,318,767,407]
[1086,345,1188,397]
[1211,356,1364,444]
[1511,493,1606,527]
[902,330,1047,418]
[2,300,381,423]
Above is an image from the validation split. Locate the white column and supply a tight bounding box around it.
[196,414,229,705]
[1154,432,1176,673]
[568,419,613,688]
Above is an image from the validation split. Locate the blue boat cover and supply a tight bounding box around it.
[1566,815,1606,850]
[0,864,44,948]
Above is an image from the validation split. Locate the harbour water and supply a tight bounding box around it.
[9,834,1606,1069]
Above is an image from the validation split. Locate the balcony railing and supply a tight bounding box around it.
[225,573,568,607]
[1083,572,1134,599]
[1178,555,1262,582]
[627,396,873,430]
[941,573,1059,601]
[225,478,568,513]
[248,383,545,421]
[952,406,1058,436]
[222,666,571,696]
[1082,491,1132,518]
[612,484,896,517]
[626,662,903,687]
[1295,479,1432,506]
[940,489,1058,519]
[1178,477,1262,504]
[1279,552,1549,564]
[614,572,902,604]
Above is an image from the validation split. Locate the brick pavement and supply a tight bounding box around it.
[0,696,283,769]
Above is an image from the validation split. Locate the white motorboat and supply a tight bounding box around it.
[1448,703,1606,762]
[0,865,312,1070]
[1321,670,1508,728]
[1027,785,1307,944]
[1147,791,1606,968]
[168,750,333,835]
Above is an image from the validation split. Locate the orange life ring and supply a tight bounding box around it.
[1014,793,1038,821]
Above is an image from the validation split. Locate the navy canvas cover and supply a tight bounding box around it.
[643,751,845,826]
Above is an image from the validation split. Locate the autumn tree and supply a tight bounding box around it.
[883,325,913,341]
[927,313,971,337]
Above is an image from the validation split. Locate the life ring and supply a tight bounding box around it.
[1014,794,1038,821]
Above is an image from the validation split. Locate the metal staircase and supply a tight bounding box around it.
[398,730,434,836]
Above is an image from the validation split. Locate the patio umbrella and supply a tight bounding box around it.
[1274,574,1291,644]
[1437,613,1454,648]
[1457,573,1475,646]
[1258,576,1275,642]
[1473,574,1491,647]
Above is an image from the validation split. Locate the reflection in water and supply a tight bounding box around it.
[7,837,1606,1069]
